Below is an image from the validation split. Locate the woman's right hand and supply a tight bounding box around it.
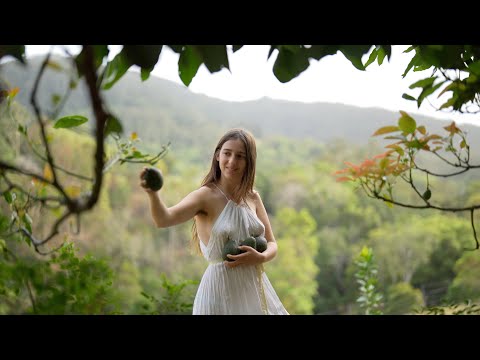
[139,167,155,193]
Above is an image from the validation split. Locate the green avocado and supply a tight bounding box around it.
[239,236,257,252]
[222,238,242,261]
[142,167,163,191]
[254,236,268,253]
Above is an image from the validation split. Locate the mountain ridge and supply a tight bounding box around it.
[2,55,479,150]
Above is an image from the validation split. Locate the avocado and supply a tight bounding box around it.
[254,235,268,253]
[239,236,257,252]
[142,167,163,191]
[222,238,242,261]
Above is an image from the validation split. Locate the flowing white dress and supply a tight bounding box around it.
[193,187,289,315]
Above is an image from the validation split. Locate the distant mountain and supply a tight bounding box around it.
[2,55,479,151]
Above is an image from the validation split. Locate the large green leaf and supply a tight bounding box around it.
[273,46,310,83]
[193,45,230,73]
[338,45,372,71]
[178,47,203,86]
[101,51,133,90]
[122,45,163,70]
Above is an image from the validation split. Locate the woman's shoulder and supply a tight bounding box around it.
[251,189,261,200]
[197,183,223,201]
[195,184,214,197]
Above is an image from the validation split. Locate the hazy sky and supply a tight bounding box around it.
[24,45,478,125]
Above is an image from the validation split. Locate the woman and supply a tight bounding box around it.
[140,128,289,315]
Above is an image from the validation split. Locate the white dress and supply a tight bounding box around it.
[193,187,289,315]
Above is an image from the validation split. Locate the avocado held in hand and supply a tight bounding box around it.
[142,167,164,191]
[222,238,242,261]
[239,236,256,253]
[254,235,268,253]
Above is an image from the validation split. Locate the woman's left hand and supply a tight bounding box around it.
[224,246,265,268]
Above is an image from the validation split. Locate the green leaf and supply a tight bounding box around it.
[364,48,378,68]
[377,47,387,65]
[307,45,339,61]
[273,46,310,83]
[383,194,394,208]
[409,77,436,90]
[413,63,433,72]
[372,126,400,136]
[404,46,416,53]
[339,45,372,71]
[267,45,277,60]
[402,93,416,101]
[194,45,230,73]
[53,115,88,129]
[398,112,417,134]
[379,45,391,61]
[101,51,133,90]
[439,96,457,110]
[0,45,25,63]
[3,191,12,204]
[104,116,123,137]
[140,67,153,81]
[402,53,420,78]
[232,45,243,53]
[417,82,444,108]
[468,60,480,76]
[122,45,163,69]
[178,46,203,86]
[406,139,424,149]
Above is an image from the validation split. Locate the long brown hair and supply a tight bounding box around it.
[191,128,257,254]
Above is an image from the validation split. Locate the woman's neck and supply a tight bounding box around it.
[217,179,241,200]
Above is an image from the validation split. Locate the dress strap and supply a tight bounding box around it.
[213,183,230,201]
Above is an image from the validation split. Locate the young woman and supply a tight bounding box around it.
[140,128,289,315]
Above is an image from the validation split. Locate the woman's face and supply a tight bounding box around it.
[216,139,247,182]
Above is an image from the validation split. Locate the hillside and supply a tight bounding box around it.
[2,55,480,151]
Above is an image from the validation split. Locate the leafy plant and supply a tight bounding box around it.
[354,246,383,315]
[335,45,480,250]
[139,274,198,315]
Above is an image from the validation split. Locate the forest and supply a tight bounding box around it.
[1,47,480,315]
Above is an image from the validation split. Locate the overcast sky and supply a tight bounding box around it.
[24,45,478,125]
